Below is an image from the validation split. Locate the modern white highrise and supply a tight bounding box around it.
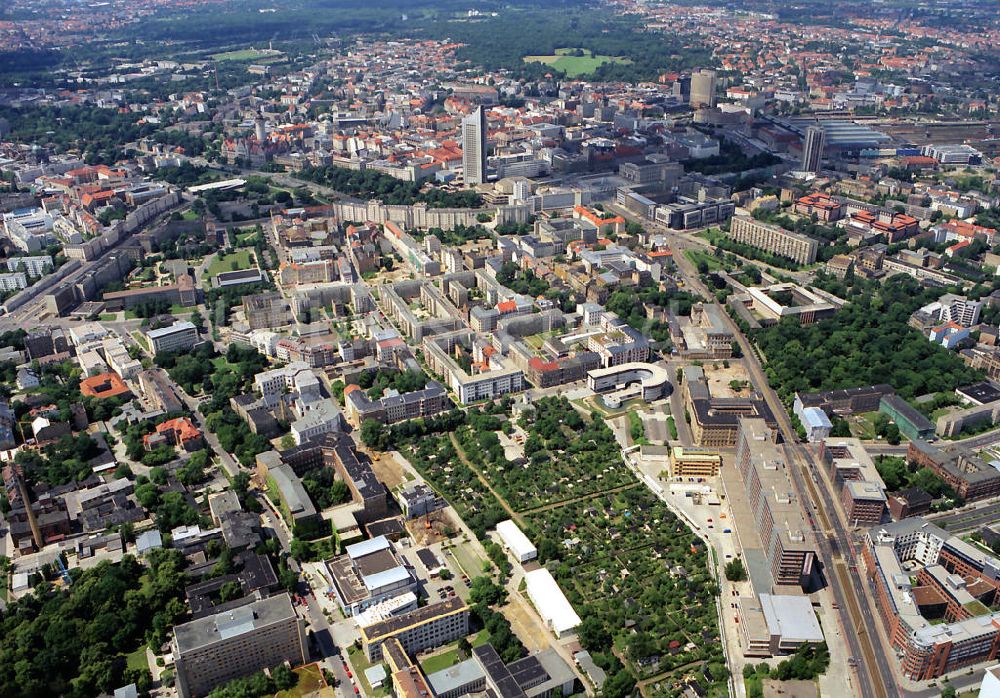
[689,69,717,108]
[461,106,487,186]
[801,125,826,173]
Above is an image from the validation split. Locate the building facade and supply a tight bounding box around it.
[173,594,307,698]
[729,216,819,265]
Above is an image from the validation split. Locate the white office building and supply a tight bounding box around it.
[145,321,199,355]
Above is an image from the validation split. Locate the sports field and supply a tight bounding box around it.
[522,48,631,77]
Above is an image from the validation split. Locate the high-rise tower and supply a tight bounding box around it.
[689,69,717,108]
[801,125,826,173]
[461,106,487,186]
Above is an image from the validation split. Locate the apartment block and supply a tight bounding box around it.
[423,330,525,404]
[729,216,818,265]
[173,594,307,698]
[243,292,293,330]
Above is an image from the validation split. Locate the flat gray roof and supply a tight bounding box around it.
[174,593,296,654]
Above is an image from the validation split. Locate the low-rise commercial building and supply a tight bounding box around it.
[668,446,722,478]
[879,395,935,441]
[496,519,537,563]
[524,568,581,638]
[329,535,416,617]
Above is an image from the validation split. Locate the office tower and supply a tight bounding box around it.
[801,125,826,173]
[461,106,487,186]
[689,69,717,108]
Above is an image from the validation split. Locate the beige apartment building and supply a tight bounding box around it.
[729,216,819,265]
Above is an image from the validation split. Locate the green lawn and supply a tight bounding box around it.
[420,647,460,675]
[523,48,631,77]
[684,249,726,272]
[854,411,881,440]
[696,228,725,245]
[130,331,149,351]
[211,48,283,62]
[667,416,678,440]
[274,663,326,698]
[347,646,388,697]
[181,209,201,221]
[169,304,195,315]
[448,542,486,579]
[628,411,649,446]
[125,645,148,672]
[574,394,646,418]
[471,628,489,647]
[206,249,256,278]
[99,313,119,322]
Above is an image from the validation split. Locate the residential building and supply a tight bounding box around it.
[0,272,28,291]
[396,483,440,519]
[423,330,525,404]
[143,417,203,452]
[586,314,650,368]
[863,519,1000,681]
[322,433,389,523]
[728,217,818,265]
[343,381,449,427]
[173,594,307,698]
[794,193,842,222]
[243,292,293,330]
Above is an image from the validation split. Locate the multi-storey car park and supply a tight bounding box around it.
[863,518,1000,680]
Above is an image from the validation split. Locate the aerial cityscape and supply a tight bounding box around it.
[0,0,998,697]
